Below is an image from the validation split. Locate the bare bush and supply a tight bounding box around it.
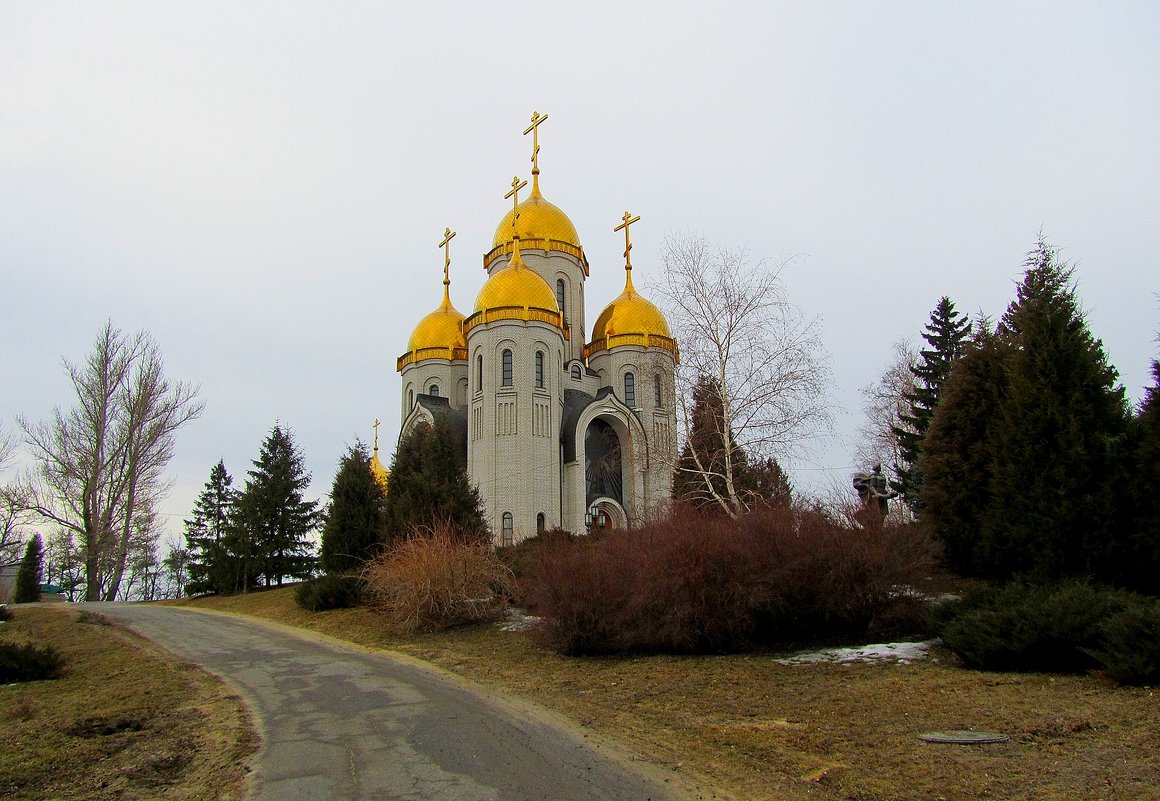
[362,522,515,633]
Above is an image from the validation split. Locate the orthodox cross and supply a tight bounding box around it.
[438,227,456,286]
[504,176,528,258]
[523,111,549,178]
[614,210,641,272]
[372,418,380,452]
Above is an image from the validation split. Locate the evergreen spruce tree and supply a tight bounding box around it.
[894,296,970,508]
[238,425,321,586]
[981,238,1130,581]
[12,534,44,603]
[384,421,487,543]
[674,376,792,512]
[184,460,244,595]
[1126,357,1160,593]
[320,442,387,573]
[920,323,1010,575]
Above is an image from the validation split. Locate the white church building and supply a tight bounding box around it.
[395,114,679,545]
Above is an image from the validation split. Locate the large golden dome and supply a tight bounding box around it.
[588,271,679,361]
[397,284,467,371]
[491,184,581,251]
[473,255,560,315]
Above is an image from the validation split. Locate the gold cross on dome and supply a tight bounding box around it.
[504,175,528,226]
[523,111,549,176]
[438,227,456,285]
[372,418,380,451]
[614,210,641,271]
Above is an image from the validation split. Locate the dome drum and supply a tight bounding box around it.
[462,306,566,338]
[585,332,679,362]
[397,345,469,371]
[484,239,589,274]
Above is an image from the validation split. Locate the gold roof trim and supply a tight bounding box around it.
[462,306,567,338]
[396,346,469,372]
[585,333,679,362]
[483,238,590,274]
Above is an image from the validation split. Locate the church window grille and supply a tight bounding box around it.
[429,384,439,397]
[502,349,513,387]
[535,351,544,388]
[654,375,662,407]
[502,513,514,546]
[571,364,582,381]
[624,372,636,408]
[556,279,566,315]
[537,513,546,533]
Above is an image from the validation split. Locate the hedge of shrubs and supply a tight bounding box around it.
[518,505,941,655]
[0,640,65,683]
[934,580,1160,685]
[295,574,365,612]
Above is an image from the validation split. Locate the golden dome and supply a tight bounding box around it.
[491,182,581,250]
[371,450,389,491]
[407,287,466,353]
[591,272,671,341]
[473,254,560,315]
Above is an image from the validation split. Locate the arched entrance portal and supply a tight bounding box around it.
[584,418,623,505]
[586,497,628,531]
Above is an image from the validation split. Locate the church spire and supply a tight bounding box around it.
[504,175,529,266]
[614,210,641,292]
[438,226,456,307]
[523,111,548,198]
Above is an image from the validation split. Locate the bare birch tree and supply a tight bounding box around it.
[854,339,918,474]
[16,322,203,600]
[655,233,831,517]
[0,424,29,563]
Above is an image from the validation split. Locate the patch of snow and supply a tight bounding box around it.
[774,640,936,666]
[498,607,542,632]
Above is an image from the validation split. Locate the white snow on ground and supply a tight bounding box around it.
[774,640,936,666]
[499,607,542,632]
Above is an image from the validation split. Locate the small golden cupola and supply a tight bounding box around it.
[370,419,389,491]
[466,177,563,336]
[397,228,467,371]
[484,112,587,273]
[588,211,679,361]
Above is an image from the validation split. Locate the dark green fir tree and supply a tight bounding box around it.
[238,425,321,586]
[1126,357,1160,593]
[13,534,44,603]
[982,238,1130,581]
[320,441,387,573]
[893,296,971,508]
[184,460,244,595]
[384,421,487,543]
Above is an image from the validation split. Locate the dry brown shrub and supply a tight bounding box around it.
[362,522,516,633]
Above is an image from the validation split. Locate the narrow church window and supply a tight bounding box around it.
[502,512,514,546]
[476,355,483,391]
[624,372,635,407]
[408,389,414,409]
[537,513,546,533]
[502,349,513,387]
[535,351,544,388]
[429,384,439,397]
[556,279,566,315]
[571,364,582,381]
[654,374,662,407]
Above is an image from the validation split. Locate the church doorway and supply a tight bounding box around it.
[584,418,623,505]
[585,497,628,532]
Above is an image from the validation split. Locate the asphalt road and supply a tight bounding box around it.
[87,604,682,801]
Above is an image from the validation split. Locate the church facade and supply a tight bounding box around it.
[396,114,678,545]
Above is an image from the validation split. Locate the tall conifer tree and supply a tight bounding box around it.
[13,534,44,603]
[320,442,386,573]
[894,296,970,508]
[184,460,243,595]
[238,425,320,586]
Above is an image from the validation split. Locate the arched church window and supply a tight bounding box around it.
[502,349,513,387]
[476,355,483,391]
[502,512,514,546]
[556,279,566,315]
[536,513,546,533]
[654,374,662,408]
[624,372,635,408]
[571,364,582,381]
[429,384,439,397]
[408,389,414,410]
[535,351,544,389]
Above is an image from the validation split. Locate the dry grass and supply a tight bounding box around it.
[174,586,1160,801]
[0,606,257,801]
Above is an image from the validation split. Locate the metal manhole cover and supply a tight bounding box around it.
[918,730,1010,744]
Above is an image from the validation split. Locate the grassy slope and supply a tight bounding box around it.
[0,607,257,801]
[175,587,1160,801]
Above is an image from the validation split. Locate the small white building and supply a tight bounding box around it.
[397,116,678,545]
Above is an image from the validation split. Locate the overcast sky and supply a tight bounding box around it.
[3,1,1158,543]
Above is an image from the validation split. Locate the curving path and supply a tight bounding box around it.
[86,604,682,801]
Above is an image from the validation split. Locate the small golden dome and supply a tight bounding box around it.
[473,254,561,316]
[491,183,581,250]
[591,272,671,342]
[371,451,389,491]
[406,287,466,353]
